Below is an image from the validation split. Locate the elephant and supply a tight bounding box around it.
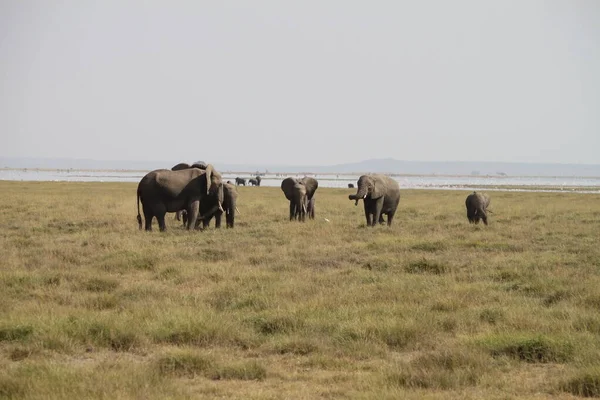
[348,174,400,226]
[198,182,239,229]
[348,183,355,188]
[281,177,319,221]
[255,176,262,186]
[235,177,246,186]
[465,192,491,225]
[136,164,224,231]
[171,162,208,221]
[248,178,258,186]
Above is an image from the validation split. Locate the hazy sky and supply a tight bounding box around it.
[1,1,599,166]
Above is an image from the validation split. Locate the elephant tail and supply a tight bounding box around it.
[136,191,142,230]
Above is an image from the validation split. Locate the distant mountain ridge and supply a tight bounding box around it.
[1,157,599,177]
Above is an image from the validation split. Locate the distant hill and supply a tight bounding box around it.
[1,157,599,177]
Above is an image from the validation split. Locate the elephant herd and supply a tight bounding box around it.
[235,176,262,186]
[136,164,491,231]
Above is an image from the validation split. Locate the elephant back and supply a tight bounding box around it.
[171,162,192,171]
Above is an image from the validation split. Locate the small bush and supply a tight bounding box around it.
[210,361,267,381]
[479,309,504,324]
[0,325,33,342]
[83,278,119,292]
[405,259,448,274]
[157,353,214,378]
[480,335,573,363]
[411,242,447,252]
[561,370,600,397]
[273,338,319,355]
[251,315,302,335]
[386,349,489,389]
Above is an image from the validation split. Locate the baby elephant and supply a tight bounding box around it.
[465,192,491,225]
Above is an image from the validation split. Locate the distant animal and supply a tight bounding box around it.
[348,183,355,188]
[255,176,262,186]
[281,177,319,221]
[235,177,246,186]
[137,165,223,231]
[248,178,258,186]
[348,174,400,227]
[465,192,491,225]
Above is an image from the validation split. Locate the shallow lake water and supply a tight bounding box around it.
[1,169,599,193]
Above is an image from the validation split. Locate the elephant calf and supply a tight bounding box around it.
[281,177,319,222]
[465,192,491,225]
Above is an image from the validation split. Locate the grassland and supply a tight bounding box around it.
[1,180,599,399]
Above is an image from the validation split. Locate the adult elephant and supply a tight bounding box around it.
[197,182,239,229]
[281,177,318,221]
[348,183,355,188]
[235,177,246,186]
[465,192,490,225]
[136,164,223,231]
[255,176,262,186]
[348,174,400,227]
[248,178,258,186]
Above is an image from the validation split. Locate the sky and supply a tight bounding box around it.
[1,1,599,166]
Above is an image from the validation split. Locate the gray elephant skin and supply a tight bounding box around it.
[171,161,207,171]
[136,164,223,231]
[465,192,490,225]
[171,162,209,222]
[235,177,246,186]
[199,182,238,229]
[348,174,400,226]
[281,177,318,221]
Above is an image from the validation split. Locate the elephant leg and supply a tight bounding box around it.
[226,210,234,228]
[386,210,396,226]
[186,200,200,230]
[143,208,154,231]
[142,205,154,232]
[372,198,384,227]
[214,211,223,228]
[175,210,181,221]
[289,201,295,221]
[479,209,488,225]
[363,202,373,226]
[378,213,386,225]
[157,212,167,232]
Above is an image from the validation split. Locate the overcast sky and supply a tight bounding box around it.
[1,1,598,166]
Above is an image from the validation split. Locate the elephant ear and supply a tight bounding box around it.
[300,177,318,199]
[371,176,386,199]
[280,177,297,201]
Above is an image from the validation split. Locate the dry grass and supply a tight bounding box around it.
[1,180,599,399]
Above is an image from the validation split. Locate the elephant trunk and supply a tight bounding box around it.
[349,185,368,206]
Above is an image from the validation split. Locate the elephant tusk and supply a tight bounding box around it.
[235,206,240,215]
[363,194,367,199]
[218,201,224,212]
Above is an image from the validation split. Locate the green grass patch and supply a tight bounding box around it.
[478,334,573,363]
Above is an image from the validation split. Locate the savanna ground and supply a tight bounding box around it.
[1,180,600,399]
